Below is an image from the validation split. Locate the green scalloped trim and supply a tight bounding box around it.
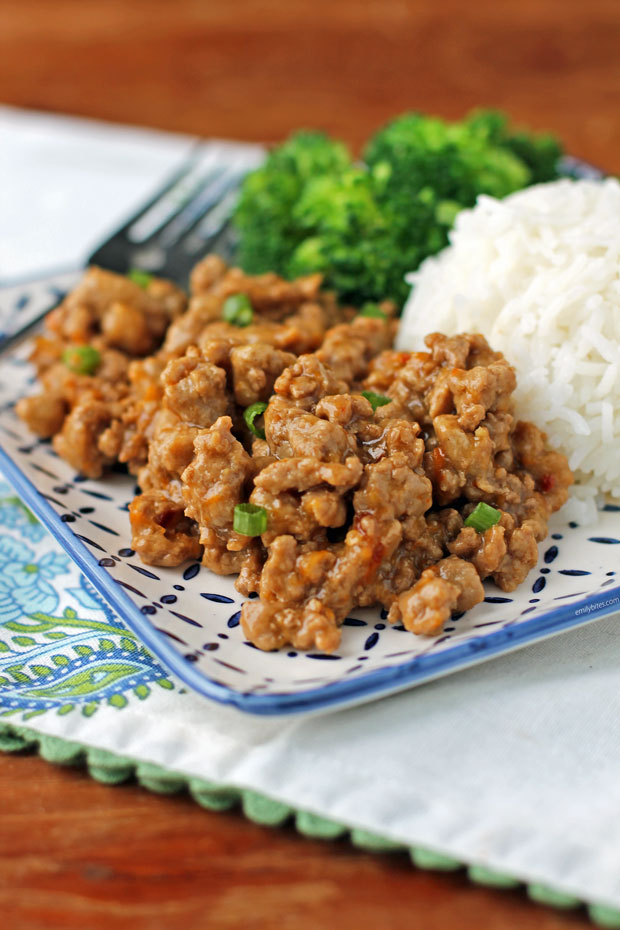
[1,721,618,926]
[467,864,521,889]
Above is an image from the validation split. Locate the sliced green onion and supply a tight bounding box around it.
[361,390,391,411]
[222,293,253,327]
[464,502,502,533]
[62,345,101,375]
[243,402,268,439]
[359,302,387,320]
[234,503,268,536]
[128,268,154,289]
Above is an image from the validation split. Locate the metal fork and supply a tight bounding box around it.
[4,150,600,356]
[0,139,265,354]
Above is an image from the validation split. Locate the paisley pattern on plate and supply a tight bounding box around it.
[0,278,619,715]
[0,479,176,720]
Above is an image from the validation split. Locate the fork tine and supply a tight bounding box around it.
[87,144,203,267]
[89,141,265,276]
[149,218,237,287]
[181,187,240,256]
[157,164,240,249]
[158,162,250,251]
[127,151,225,245]
[133,151,261,279]
[0,140,266,355]
[177,147,265,259]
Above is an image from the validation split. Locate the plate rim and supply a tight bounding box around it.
[2,156,617,716]
[1,440,619,716]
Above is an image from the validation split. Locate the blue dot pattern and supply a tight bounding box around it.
[0,276,619,714]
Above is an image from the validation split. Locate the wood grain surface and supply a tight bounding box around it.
[2,0,620,171]
[2,2,620,928]
[0,752,594,930]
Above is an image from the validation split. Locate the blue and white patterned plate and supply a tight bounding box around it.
[0,275,619,716]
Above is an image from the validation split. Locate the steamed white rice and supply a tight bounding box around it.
[398,178,620,524]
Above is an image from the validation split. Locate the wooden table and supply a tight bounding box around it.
[2,2,619,927]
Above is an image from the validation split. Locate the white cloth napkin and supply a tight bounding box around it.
[0,106,195,282]
[2,105,620,911]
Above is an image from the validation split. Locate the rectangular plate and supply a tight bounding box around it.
[1,275,619,716]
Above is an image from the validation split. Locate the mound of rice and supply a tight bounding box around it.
[398,178,620,524]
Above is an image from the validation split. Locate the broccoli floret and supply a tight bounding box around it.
[464,108,510,143]
[362,113,533,295]
[365,112,531,212]
[466,109,563,184]
[233,111,564,311]
[286,167,410,305]
[499,130,563,184]
[234,130,351,275]
[289,231,404,307]
[291,167,383,236]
